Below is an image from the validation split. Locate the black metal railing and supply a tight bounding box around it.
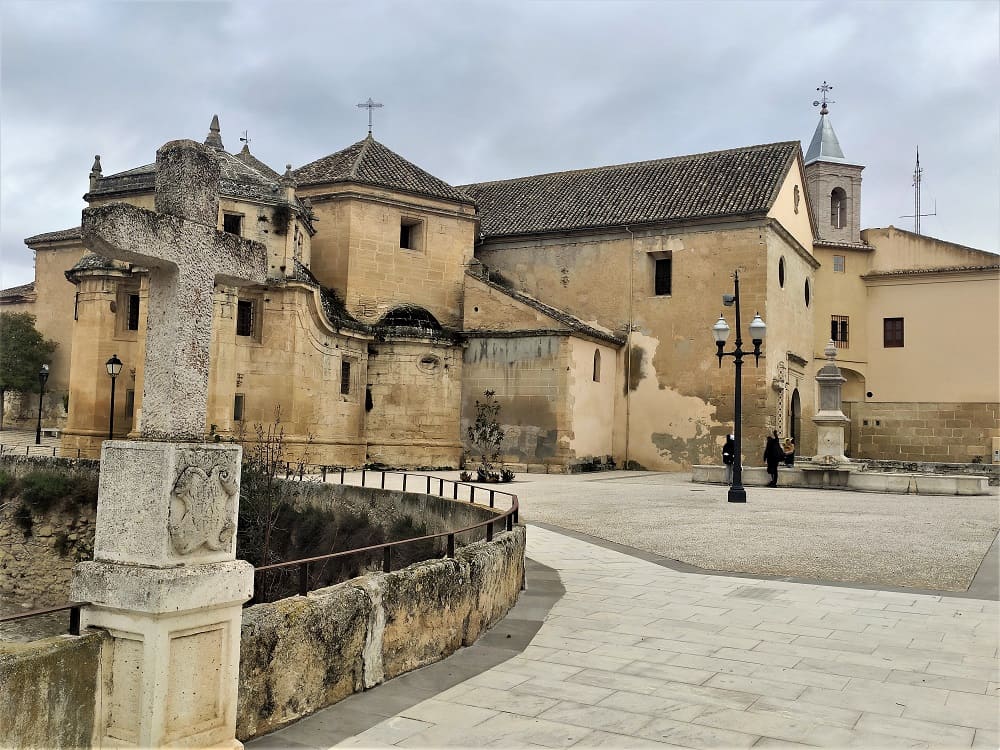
[250,468,519,603]
[0,467,519,628]
[0,602,88,636]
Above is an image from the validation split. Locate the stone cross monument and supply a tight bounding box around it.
[812,339,851,464]
[71,140,266,748]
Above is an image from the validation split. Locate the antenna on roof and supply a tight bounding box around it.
[812,81,835,115]
[240,131,251,149]
[899,147,937,235]
[357,97,383,135]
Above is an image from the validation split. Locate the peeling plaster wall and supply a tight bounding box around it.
[478,222,794,468]
[461,335,570,470]
[566,337,616,460]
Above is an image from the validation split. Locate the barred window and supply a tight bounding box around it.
[236,300,254,337]
[831,315,849,348]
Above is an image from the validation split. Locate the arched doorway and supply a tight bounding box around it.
[790,388,801,449]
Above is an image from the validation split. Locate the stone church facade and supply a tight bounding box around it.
[5,111,998,469]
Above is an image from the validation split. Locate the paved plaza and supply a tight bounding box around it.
[248,471,999,749]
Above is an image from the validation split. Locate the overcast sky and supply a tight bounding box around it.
[1,0,997,288]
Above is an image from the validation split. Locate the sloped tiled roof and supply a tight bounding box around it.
[234,144,281,180]
[293,135,472,204]
[0,282,35,300]
[863,264,1000,279]
[24,226,82,245]
[87,149,286,204]
[461,142,799,238]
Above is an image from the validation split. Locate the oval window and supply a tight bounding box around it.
[778,257,785,288]
[804,279,811,307]
[417,354,441,373]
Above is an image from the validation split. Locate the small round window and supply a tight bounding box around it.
[417,354,441,374]
[804,279,811,307]
[778,257,786,288]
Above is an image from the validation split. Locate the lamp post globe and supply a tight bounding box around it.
[711,272,765,503]
[106,354,123,440]
[35,364,49,445]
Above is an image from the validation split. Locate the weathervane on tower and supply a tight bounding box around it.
[357,97,384,135]
[813,81,835,115]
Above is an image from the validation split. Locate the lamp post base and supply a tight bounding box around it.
[727,486,747,503]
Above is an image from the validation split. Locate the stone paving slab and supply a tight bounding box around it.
[250,524,999,749]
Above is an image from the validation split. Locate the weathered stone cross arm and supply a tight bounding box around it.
[80,139,267,442]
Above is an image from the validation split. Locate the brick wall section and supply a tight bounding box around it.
[852,402,999,462]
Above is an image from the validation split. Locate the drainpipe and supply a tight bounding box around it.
[623,226,635,468]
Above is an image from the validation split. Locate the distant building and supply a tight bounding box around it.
[4,108,997,468]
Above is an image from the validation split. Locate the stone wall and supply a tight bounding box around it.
[851,402,999,463]
[0,631,106,749]
[0,456,99,607]
[236,526,525,741]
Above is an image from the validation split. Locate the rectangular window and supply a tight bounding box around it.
[340,360,351,395]
[233,393,245,421]
[884,317,904,348]
[831,315,849,348]
[399,218,422,250]
[833,255,846,273]
[236,300,254,337]
[223,213,243,236]
[654,256,672,296]
[127,293,140,331]
[124,389,135,418]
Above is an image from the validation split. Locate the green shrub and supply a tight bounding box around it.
[0,470,14,498]
[20,470,75,513]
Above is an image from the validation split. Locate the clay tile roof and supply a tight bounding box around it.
[863,263,1000,278]
[293,135,472,204]
[0,281,35,299]
[234,145,281,180]
[24,226,83,245]
[461,142,800,238]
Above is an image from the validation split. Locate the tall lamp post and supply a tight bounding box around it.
[106,354,123,440]
[35,364,49,445]
[712,270,766,503]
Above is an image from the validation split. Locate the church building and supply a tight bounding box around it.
[5,102,998,470]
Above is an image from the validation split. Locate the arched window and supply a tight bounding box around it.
[830,187,847,229]
[593,349,601,382]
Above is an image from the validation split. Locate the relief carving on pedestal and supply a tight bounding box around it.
[168,450,238,556]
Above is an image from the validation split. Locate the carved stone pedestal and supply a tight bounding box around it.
[812,341,851,465]
[71,441,252,749]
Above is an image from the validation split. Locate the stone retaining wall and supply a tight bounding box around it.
[236,526,525,741]
[0,456,99,607]
[851,401,999,463]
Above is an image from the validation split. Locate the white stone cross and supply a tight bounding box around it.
[82,139,267,441]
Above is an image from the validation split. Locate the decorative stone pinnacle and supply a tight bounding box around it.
[205,113,224,150]
[824,339,837,360]
[90,155,102,177]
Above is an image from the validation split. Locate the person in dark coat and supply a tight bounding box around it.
[763,430,784,487]
[722,434,735,484]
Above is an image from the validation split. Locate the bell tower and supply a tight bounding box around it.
[803,82,864,245]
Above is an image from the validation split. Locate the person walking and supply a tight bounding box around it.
[763,430,784,487]
[722,434,735,484]
[782,436,795,466]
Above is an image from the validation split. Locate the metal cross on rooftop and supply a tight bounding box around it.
[357,97,384,134]
[240,130,251,148]
[813,81,835,115]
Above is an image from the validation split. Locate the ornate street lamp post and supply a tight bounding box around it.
[712,270,766,503]
[106,354,123,440]
[35,364,49,445]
